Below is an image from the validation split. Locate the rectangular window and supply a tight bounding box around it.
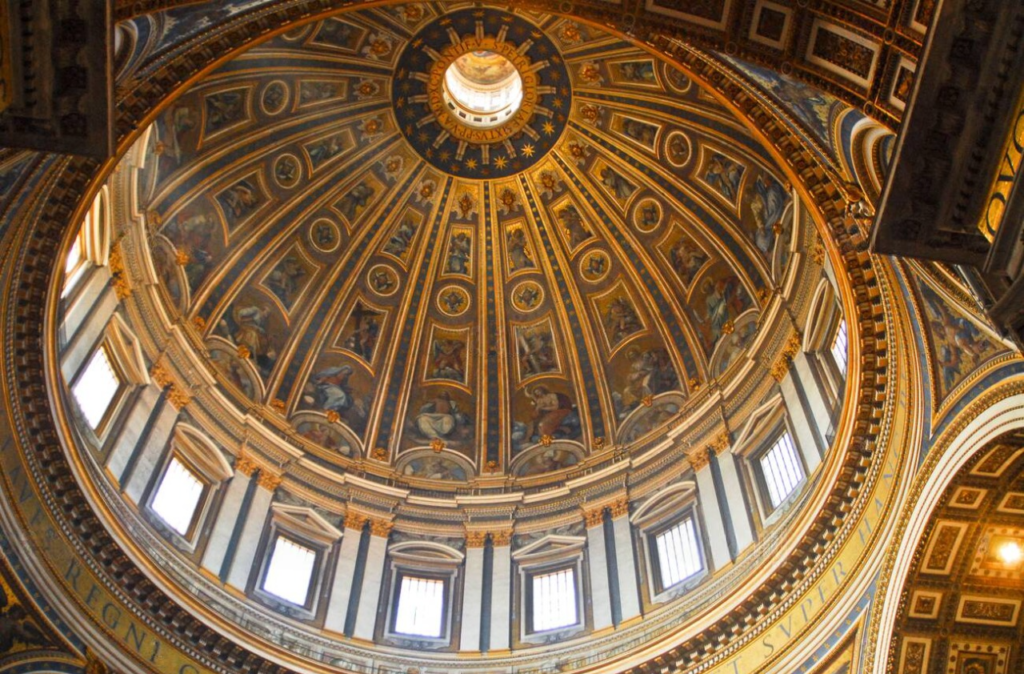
[760,432,805,509]
[830,319,848,375]
[394,576,445,638]
[532,567,577,632]
[656,517,702,588]
[151,457,204,536]
[263,537,316,606]
[72,347,121,430]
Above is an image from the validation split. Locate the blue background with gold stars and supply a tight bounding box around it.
[391,8,570,179]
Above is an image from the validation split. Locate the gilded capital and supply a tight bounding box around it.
[687,446,710,471]
[582,506,605,528]
[465,530,488,547]
[369,518,394,537]
[490,529,513,546]
[257,471,282,491]
[166,385,191,410]
[711,432,731,455]
[150,363,173,389]
[234,452,258,477]
[344,511,368,530]
[608,497,630,519]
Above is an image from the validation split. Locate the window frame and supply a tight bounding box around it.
[750,428,807,518]
[631,483,709,603]
[251,505,342,621]
[70,343,127,439]
[383,541,463,648]
[142,425,233,552]
[511,535,587,643]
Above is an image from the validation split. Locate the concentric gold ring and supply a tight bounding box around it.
[427,37,539,144]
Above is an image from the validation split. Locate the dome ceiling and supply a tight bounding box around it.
[139,2,798,482]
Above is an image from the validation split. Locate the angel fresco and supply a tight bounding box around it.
[558,204,593,248]
[209,348,256,399]
[337,182,375,222]
[265,255,308,310]
[204,90,246,133]
[446,232,472,275]
[340,302,382,362]
[507,226,535,270]
[604,296,643,346]
[512,386,581,447]
[223,301,278,376]
[412,391,472,442]
[621,118,657,146]
[703,153,744,202]
[516,323,559,377]
[600,166,636,201]
[701,275,750,346]
[403,455,467,481]
[296,420,354,456]
[163,213,217,287]
[384,216,418,260]
[429,337,467,383]
[618,61,656,83]
[668,235,707,286]
[613,346,678,418]
[308,134,347,169]
[217,179,261,224]
[306,365,368,434]
[750,176,790,254]
[921,286,1000,394]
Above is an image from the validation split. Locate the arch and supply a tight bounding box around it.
[803,277,841,353]
[631,480,698,527]
[388,540,465,564]
[172,424,234,482]
[872,379,1024,672]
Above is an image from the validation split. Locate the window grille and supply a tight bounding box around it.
[532,567,577,631]
[394,576,446,637]
[760,432,804,508]
[655,517,702,588]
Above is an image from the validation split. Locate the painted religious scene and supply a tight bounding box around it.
[124,3,820,484]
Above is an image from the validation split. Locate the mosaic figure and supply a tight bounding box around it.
[750,175,789,254]
[507,226,535,270]
[558,204,593,248]
[516,323,559,377]
[413,391,471,441]
[264,255,309,310]
[340,302,383,362]
[446,231,472,275]
[338,182,375,222]
[429,336,467,383]
[703,153,744,202]
[613,346,678,418]
[205,90,246,133]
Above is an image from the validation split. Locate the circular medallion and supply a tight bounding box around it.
[437,285,470,317]
[511,281,544,313]
[368,264,400,297]
[309,218,340,253]
[274,154,302,188]
[261,81,289,115]
[665,131,692,168]
[632,198,663,233]
[392,9,571,178]
[580,250,611,283]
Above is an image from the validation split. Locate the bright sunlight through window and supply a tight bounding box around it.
[532,567,577,632]
[263,537,316,605]
[72,347,120,429]
[151,457,204,535]
[394,576,445,637]
[656,517,702,588]
[831,319,849,375]
[760,432,805,509]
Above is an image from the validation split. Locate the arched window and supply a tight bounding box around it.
[803,278,848,411]
[63,186,111,297]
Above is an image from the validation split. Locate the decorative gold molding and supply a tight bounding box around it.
[770,333,803,382]
[150,363,173,389]
[710,432,731,455]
